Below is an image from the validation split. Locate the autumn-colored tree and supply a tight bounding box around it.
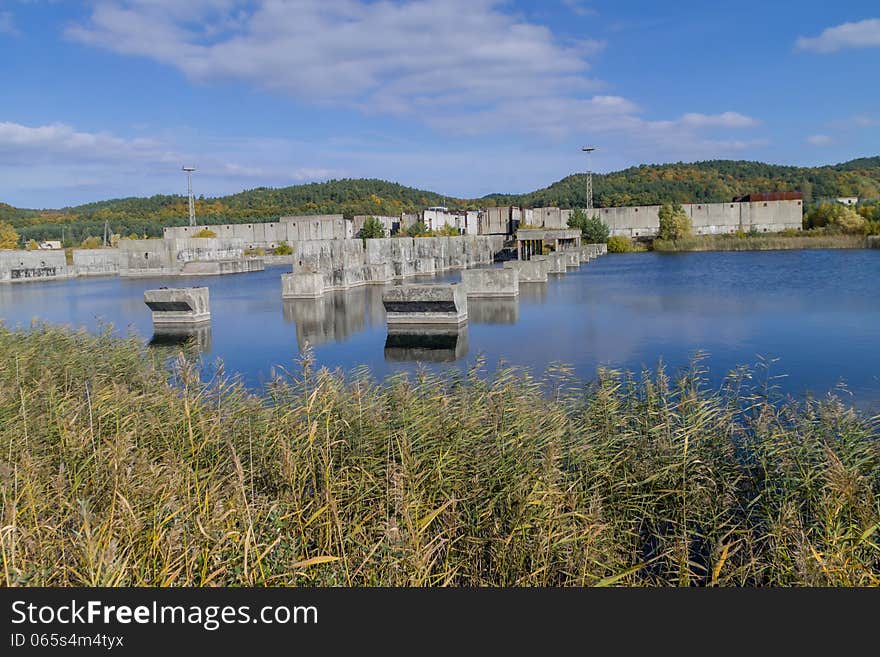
[192,228,217,238]
[657,203,693,240]
[0,221,20,249]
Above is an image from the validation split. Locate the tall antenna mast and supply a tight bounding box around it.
[581,146,596,210]
[182,166,197,226]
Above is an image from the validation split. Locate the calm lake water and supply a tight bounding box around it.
[1,249,878,410]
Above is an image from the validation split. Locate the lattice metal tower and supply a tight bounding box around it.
[182,166,197,226]
[581,146,596,210]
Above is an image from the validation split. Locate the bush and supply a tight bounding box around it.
[805,203,867,234]
[273,241,293,255]
[192,228,217,238]
[658,203,693,241]
[435,223,460,236]
[568,208,610,243]
[405,221,428,237]
[80,236,103,249]
[607,235,634,253]
[359,216,386,239]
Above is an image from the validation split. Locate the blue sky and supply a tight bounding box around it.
[1,0,879,208]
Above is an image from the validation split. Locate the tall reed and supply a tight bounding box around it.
[0,324,877,586]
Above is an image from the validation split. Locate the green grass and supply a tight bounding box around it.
[653,233,867,252]
[1,324,878,586]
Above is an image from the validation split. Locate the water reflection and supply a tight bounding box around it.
[283,288,370,348]
[149,324,213,351]
[468,297,519,324]
[384,326,469,362]
[518,281,547,301]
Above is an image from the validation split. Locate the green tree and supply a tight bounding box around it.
[568,208,610,243]
[0,221,19,249]
[405,221,427,237]
[359,216,386,239]
[657,203,693,241]
[435,223,460,236]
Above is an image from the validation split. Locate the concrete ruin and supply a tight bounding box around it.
[162,214,349,249]
[598,199,803,238]
[144,287,211,326]
[281,272,324,299]
[383,283,468,327]
[292,235,504,291]
[460,268,519,297]
[72,249,121,277]
[503,259,549,283]
[516,229,582,260]
[0,250,71,283]
[119,238,263,277]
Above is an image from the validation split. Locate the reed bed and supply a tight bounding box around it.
[0,324,877,586]
[653,234,866,252]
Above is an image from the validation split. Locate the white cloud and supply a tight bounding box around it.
[795,18,880,53]
[806,134,834,146]
[0,11,20,36]
[680,112,760,128]
[562,0,598,17]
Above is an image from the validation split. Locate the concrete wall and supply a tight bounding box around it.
[480,207,510,235]
[163,214,349,248]
[461,268,519,297]
[119,238,246,277]
[292,235,504,291]
[72,249,121,277]
[0,249,71,283]
[597,199,803,238]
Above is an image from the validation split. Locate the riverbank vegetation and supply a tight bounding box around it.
[3,157,878,244]
[653,233,868,253]
[1,324,877,586]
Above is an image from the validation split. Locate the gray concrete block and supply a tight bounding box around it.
[144,287,210,325]
[461,268,519,297]
[503,259,548,282]
[383,283,468,326]
[282,272,324,299]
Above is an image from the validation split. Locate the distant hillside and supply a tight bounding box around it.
[2,158,879,244]
[483,158,880,208]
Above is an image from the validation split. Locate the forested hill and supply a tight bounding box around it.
[483,158,880,208]
[2,158,879,243]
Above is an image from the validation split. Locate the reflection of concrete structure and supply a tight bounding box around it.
[0,250,71,283]
[149,324,212,351]
[383,283,468,326]
[282,289,367,349]
[503,259,548,283]
[516,229,581,260]
[384,326,468,362]
[468,297,519,324]
[461,268,519,297]
[144,287,210,326]
[518,281,547,302]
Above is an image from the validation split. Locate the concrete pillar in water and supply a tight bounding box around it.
[460,268,519,297]
[281,272,324,299]
[144,287,210,326]
[382,283,468,327]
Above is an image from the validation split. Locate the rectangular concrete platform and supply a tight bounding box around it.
[460,268,519,297]
[382,283,468,326]
[144,287,211,325]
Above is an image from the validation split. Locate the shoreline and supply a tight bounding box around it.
[651,234,870,253]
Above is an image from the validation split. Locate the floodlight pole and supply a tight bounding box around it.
[183,166,196,226]
[581,146,596,211]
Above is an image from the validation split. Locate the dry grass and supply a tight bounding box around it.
[653,233,866,252]
[0,324,878,586]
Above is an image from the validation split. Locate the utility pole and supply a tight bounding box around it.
[182,166,197,226]
[103,220,110,247]
[581,146,596,211]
